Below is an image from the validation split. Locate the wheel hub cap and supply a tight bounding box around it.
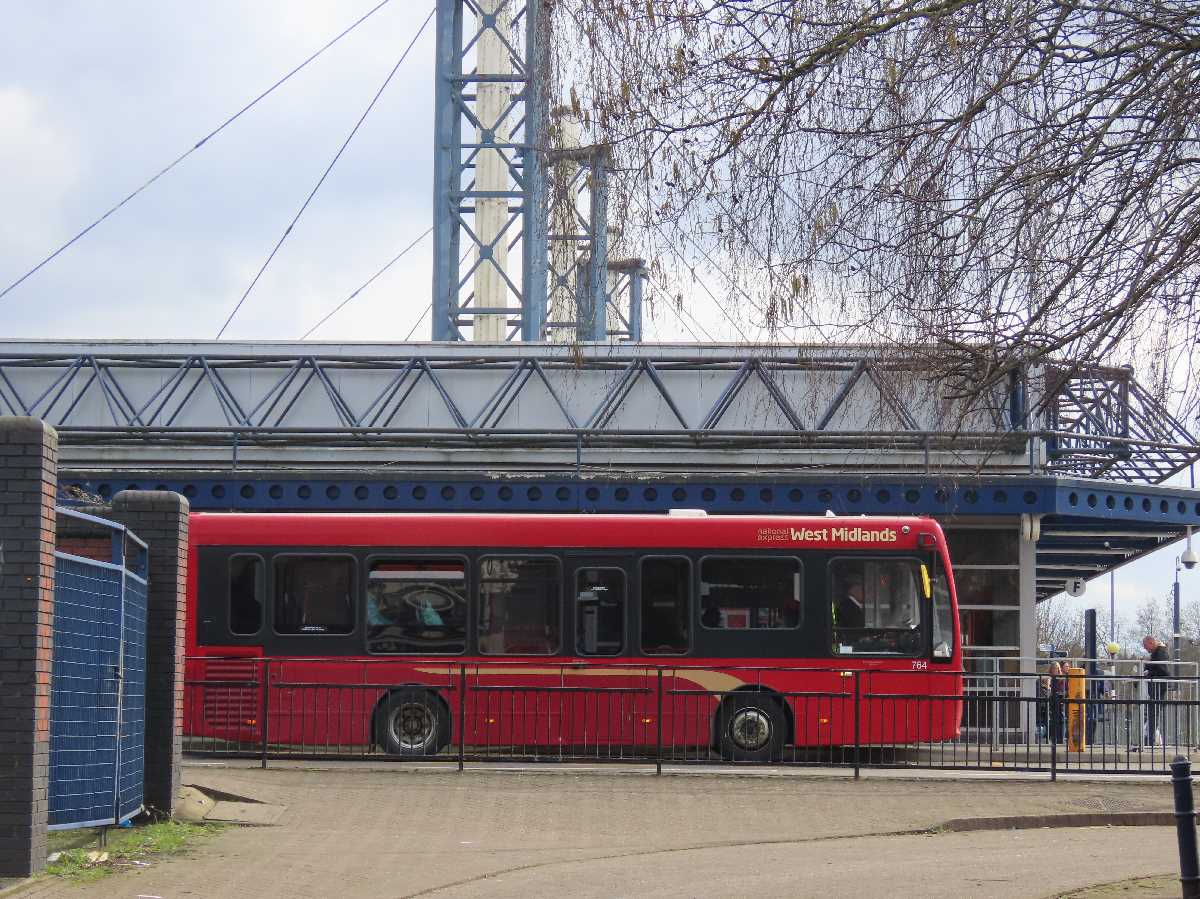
[393,703,433,749]
[730,708,771,751]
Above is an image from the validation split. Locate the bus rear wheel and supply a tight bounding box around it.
[376,690,450,756]
[717,694,786,762]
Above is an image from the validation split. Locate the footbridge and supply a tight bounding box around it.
[3,341,1198,637]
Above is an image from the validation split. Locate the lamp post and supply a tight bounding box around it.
[1175,528,1198,666]
[1177,558,1184,665]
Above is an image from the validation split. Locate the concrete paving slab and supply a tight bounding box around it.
[17,767,1183,898]
[421,827,1180,899]
[204,801,286,826]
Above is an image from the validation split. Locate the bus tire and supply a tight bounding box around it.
[375,689,450,756]
[717,694,786,762]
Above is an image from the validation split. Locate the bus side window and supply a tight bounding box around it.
[576,568,625,656]
[366,559,467,655]
[699,556,801,630]
[478,557,561,655]
[640,557,690,655]
[274,556,355,635]
[229,555,263,635]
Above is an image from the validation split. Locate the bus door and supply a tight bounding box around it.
[829,555,935,747]
[566,557,638,752]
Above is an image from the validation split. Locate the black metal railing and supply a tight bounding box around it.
[183,658,1198,777]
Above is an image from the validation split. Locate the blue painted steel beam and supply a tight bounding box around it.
[57,473,1200,526]
[628,266,643,342]
[1054,480,1200,521]
[431,0,463,340]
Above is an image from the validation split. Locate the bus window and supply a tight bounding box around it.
[478,557,561,655]
[366,560,467,654]
[274,556,354,635]
[830,558,923,656]
[576,568,625,656]
[641,557,690,655]
[931,573,955,660]
[229,555,263,635]
[699,557,801,630]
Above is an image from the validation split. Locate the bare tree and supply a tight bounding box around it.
[1036,596,1084,656]
[553,1,1200,413]
[1135,594,1173,642]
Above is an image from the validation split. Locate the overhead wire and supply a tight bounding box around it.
[214,6,436,339]
[660,231,755,343]
[567,39,775,345]
[300,226,433,339]
[619,188,746,343]
[641,272,714,343]
[0,0,399,303]
[301,230,474,343]
[403,302,433,342]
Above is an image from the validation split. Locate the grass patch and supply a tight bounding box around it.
[44,820,225,884]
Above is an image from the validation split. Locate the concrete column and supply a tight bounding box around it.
[110,491,189,818]
[0,418,58,876]
[547,109,581,337]
[474,0,513,340]
[1019,522,1038,696]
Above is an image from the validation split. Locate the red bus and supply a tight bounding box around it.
[185,511,962,761]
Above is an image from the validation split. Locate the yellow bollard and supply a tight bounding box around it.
[1067,666,1087,752]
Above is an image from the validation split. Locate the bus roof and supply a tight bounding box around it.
[190,512,944,552]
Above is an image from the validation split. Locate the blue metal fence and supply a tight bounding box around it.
[49,509,148,830]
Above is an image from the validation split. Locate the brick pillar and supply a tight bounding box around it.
[0,418,57,876]
[110,491,189,818]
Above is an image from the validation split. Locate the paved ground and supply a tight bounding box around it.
[16,765,1184,898]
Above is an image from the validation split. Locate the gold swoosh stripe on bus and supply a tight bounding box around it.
[414,666,747,693]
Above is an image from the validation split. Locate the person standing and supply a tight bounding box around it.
[1142,635,1170,747]
[1046,661,1066,744]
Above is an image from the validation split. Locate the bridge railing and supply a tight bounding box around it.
[4,346,1195,482]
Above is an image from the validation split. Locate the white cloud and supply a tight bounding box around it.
[0,1,435,340]
[0,86,81,256]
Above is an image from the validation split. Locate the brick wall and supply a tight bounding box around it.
[110,491,189,817]
[0,417,58,877]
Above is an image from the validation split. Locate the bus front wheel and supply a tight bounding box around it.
[717,694,786,762]
[376,690,450,756]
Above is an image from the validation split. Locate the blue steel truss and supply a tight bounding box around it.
[1,346,1195,483]
[1046,365,1196,482]
[542,147,642,341]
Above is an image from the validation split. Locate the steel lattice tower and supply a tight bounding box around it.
[431,0,642,343]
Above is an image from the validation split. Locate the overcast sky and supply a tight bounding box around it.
[0,1,731,343]
[0,1,1191,634]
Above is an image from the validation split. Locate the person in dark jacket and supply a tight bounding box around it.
[1142,635,1170,747]
[1047,661,1067,743]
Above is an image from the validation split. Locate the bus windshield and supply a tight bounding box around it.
[831,558,924,656]
[931,573,955,660]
